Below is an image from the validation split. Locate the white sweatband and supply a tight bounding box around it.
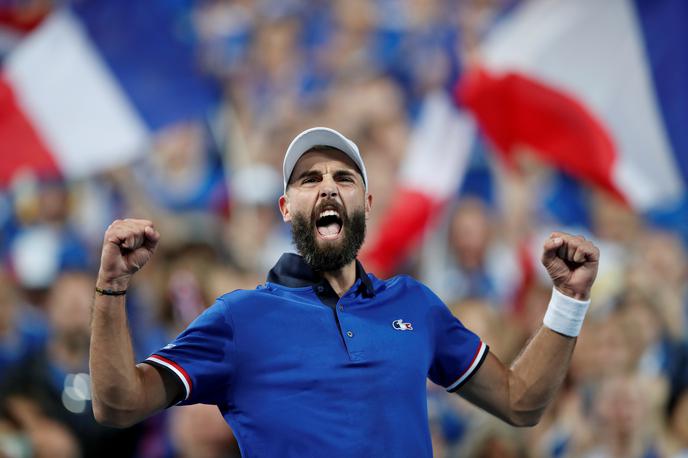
[543,287,591,337]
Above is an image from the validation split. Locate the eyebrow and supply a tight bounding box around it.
[293,169,359,182]
[333,170,357,180]
[293,170,321,182]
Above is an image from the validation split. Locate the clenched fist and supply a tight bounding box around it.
[541,232,599,300]
[97,219,160,290]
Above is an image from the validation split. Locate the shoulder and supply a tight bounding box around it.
[212,286,282,315]
[188,288,264,318]
[215,285,272,307]
[375,273,422,289]
[376,274,445,307]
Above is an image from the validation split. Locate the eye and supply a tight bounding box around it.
[302,176,319,184]
[337,175,354,183]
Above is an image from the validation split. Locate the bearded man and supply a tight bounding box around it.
[90,127,599,457]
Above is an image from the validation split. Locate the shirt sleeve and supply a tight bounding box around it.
[141,297,236,406]
[425,288,489,392]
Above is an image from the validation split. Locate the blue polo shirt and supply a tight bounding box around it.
[144,253,488,457]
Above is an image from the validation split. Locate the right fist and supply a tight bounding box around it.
[97,219,160,290]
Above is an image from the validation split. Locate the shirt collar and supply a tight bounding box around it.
[267,253,375,297]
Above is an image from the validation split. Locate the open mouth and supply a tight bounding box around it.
[315,209,343,240]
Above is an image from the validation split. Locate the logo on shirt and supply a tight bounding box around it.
[392,319,413,331]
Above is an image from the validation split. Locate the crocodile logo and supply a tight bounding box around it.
[392,319,413,331]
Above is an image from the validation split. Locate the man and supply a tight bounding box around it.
[90,127,599,457]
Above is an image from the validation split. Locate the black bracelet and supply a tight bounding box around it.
[95,286,127,296]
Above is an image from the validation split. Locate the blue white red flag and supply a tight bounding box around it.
[458,0,688,212]
[361,90,477,276]
[0,0,219,187]
[364,0,688,275]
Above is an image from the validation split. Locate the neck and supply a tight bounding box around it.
[322,260,357,297]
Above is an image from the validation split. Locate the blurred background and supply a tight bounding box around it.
[1,0,687,457]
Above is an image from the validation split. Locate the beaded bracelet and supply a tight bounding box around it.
[95,286,127,296]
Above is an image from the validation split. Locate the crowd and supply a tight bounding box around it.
[1,0,687,457]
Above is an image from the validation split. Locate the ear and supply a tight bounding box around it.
[279,194,291,222]
[364,193,373,220]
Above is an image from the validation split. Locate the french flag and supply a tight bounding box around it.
[459,0,688,212]
[0,0,219,188]
[361,90,476,276]
[363,0,687,276]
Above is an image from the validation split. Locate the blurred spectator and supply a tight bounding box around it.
[224,164,290,273]
[170,404,240,458]
[134,122,229,214]
[0,396,79,458]
[458,418,527,458]
[626,229,688,339]
[5,177,91,295]
[0,272,143,457]
[421,197,521,308]
[583,373,661,458]
[0,270,47,378]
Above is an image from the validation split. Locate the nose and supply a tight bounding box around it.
[319,175,338,199]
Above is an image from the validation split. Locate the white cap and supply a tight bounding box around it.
[283,127,368,192]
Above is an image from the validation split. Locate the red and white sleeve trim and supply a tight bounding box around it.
[446,340,488,392]
[146,354,192,401]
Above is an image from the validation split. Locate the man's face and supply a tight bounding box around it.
[279,148,372,271]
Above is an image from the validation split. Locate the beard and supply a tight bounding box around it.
[291,203,366,272]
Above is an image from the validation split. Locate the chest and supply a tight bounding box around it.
[230,291,434,390]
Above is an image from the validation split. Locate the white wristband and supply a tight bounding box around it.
[543,287,591,337]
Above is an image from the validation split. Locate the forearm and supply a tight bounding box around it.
[459,291,585,426]
[90,219,169,427]
[506,326,576,425]
[502,283,590,424]
[90,292,146,426]
[460,233,597,427]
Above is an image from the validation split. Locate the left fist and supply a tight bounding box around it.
[541,232,599,300]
